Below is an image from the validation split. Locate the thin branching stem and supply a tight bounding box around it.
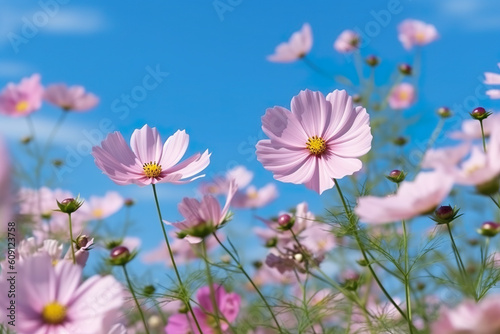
[123,264,150,334]
[67,213,76,264]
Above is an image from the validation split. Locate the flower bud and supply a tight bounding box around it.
[76,235,89,249]
[470,107,492,120]
[357,258,368,267]
[365,55,380,67]
[393,136,408,146]
[436,106,452,118]
[124,198,135,207]
[252,260,263,269]
[20,136,32,145]
[416,282,426,291]
[56,196,84,214]
[431,205,461,225]
[398,63,412,75]
[468,238,479,246]
[109,245,136,266]
[143,284,156,297]
[352,94,362,104]
[52,159,64,167]
[476,177,500,196]
[265,237,277,248]
[477,221,500,237]
[386,169,406,183]
[277,213,294,230]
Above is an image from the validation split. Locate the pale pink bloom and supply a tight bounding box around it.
[108,324,128,334]
[0,253,123,333]
[92,124,210,186]
[232,183,278,209]
[165,285,241,334]
[421,143,470,171]
[65,236,94,268]
[431,296,500,333]
[398,19,438,50]
[199,165,253,196]
[252,262,299,286]
[18,187,73,221]
[0,74,43,116]
[333,30,360,53]
[267,23,313,63]
[122,236,141,251]
[16,237,63,265]
[453,144,500,186]
[355,171,454,224]
[142,233,221,266]
[256,89,372,194]
[44,83,99,111]
[449,113,500,140]
[168,180,237,243]
[388,83,415,110]
[84,191,124,220]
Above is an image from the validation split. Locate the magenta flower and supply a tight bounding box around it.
[92,124,210,186]
[333,30,360,53]
[165,284,241,334]
[0,253,123,333]
[388,83,416,110]
[168,180,237,243]
[0,74,43,117]
[355,171,454,224]
[398,19,438,50]
[232,183,278,209]
[44,83,99,111]
[267,23,313,63]
[431,296,500,333]
[256,89,372,194]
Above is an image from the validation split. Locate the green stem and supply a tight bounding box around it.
[212,232,283,332]
[446,224,467,281]
[416,118,445,172]
[151,184,203,333]
[489,195,500,209]
[42,111,68,155]
[202,240,223,333]
[123,264,150,334]
[480,120,487,153]
[476,237,490,300]
[333,179,409,323]
[402,220,413,334]
[68,213,75,264]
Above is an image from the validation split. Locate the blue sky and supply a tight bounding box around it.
[3,0,500,275]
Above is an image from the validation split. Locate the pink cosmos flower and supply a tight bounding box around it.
[256,89,372,194]
[421,143,470,171]
[44,83,99,111]
[165,285,241,334]
[0,137,12,232]
[0,253,123,334]
[168,180,237,243]
[449,113,500,140]
[431,296,500,333]
[199,165,253,196]
[267,23,313,63]
[84,191,124,220]
[452,145,500,186]
[92,124,210,186]
[333,30,360,53]
[355,171,454,224]
[0,74,44,116]
[232,183,278,209]
[388,83,416,110]
[398,19,438,50]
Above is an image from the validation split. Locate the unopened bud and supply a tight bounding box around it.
[398,63,412,75]
[386,169,406,183]
[124,198,135,207]
[437,106,452,118]
[365,55,380,67]
[393,136,408,146]
[470,107,492,120]
[478,221,500,237]
[56,196,84,214]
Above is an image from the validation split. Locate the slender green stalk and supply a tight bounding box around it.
[67,213,76,264]
[416,118,445,172]
[42,111,68,155]
[489,195,500,209]
[353,50,365,85]
[401,220,414,334]
[480,120,487,153]
[123,264,150,334]
[476,237,490,300]
[202,240,223,333]
[212,232,283,332]
[151,184,203,333]
[446,224,467,281]
[333,179,409,323]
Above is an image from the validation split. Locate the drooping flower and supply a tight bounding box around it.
[92,124,210,186]
[232,183,278,209]
[267,23,313,63]
[165,285,241,334]
[0,253,123,333]
[168,180,237,243]
[333,30,360,53]
[44,83,99,111]
[355,171,454,224]
[0,74,44,116]
[256,89,372,194]
[431,296,500,333]
[397,19,438,50]
[388,83,416,110]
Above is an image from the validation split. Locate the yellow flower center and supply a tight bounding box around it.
[306,136,327,156]
[143,161,162,178]
[15,100,29,113]
[415,31,426,43]
[92,208,104,218]
[248,190,259,199]
[42,302,67,324]
[398,90,409,100]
